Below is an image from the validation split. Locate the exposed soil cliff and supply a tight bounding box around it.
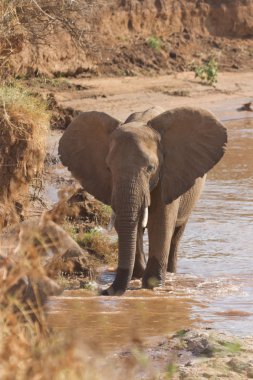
[5,0,253,77]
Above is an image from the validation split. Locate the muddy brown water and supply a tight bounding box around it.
[47,113,253,353]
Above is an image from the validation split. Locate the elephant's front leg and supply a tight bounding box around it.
[132,221,146,279]
[142,185,179,289]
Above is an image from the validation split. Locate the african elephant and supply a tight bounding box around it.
[58,106,227,295]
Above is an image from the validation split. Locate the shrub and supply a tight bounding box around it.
[194,57,218,85]
[147,36,163,51]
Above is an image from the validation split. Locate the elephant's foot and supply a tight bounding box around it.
[142,256,165,289]
[167,259,177,273]
[100,285,124,296]
[100,267,131,296]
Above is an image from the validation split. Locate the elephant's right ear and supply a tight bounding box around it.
[148,107,227,204]
[58,111,120,205]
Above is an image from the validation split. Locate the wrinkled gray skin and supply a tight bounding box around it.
[58,106,227,295]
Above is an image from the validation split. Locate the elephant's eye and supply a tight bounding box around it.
[147,164,155,173]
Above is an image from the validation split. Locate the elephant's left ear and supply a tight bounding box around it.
[148,107,227,204]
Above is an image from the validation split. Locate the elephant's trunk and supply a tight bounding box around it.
[101,180,143,295]
[110,219,138,294]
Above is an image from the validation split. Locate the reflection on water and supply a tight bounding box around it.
[48,118,253,350]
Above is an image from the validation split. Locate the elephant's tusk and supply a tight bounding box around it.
[107,211,116,231]
[142,207,148,228]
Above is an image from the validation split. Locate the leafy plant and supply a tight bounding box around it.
[194,57,218,85]
[147,35,162,51]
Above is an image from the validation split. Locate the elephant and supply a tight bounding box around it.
[58,106,227,295]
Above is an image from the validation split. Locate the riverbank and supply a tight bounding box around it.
[1,71,253,379]
[116,328,253,379]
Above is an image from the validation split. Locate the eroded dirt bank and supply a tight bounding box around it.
[6,0,253,77]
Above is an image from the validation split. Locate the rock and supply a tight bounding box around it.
[237,102,253,112]
[169,51,177,59]
[48,188,111,227]
[47,93,81,130]
[183,332,214,357]
[228,358,248,373]
[14,214,91,277]
[46,249,91,276]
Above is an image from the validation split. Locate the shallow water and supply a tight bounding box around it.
[178,118,253,335]
[48,117,253,351]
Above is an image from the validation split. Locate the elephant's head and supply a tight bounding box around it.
[58,106,227,295]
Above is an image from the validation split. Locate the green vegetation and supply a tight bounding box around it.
[147,35,163,51]
[222,341,242,354]
[194,57,218,85]
[165,363,178,379]
[99,204,113,226]
[0,84,50,129]
[77,229,118,267]
[116,35,129,42]
[174,329,188,338]
[23,76,70,90]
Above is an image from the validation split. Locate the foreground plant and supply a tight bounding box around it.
[0,239,134,379]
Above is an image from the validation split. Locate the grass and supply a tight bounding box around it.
[77,229,118,267]
[0,83,50,226]
[99,204,112,226]
[28,76,70,89]
[147,35,163,51]
[0,84,50,131]
[165,363,178,379]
